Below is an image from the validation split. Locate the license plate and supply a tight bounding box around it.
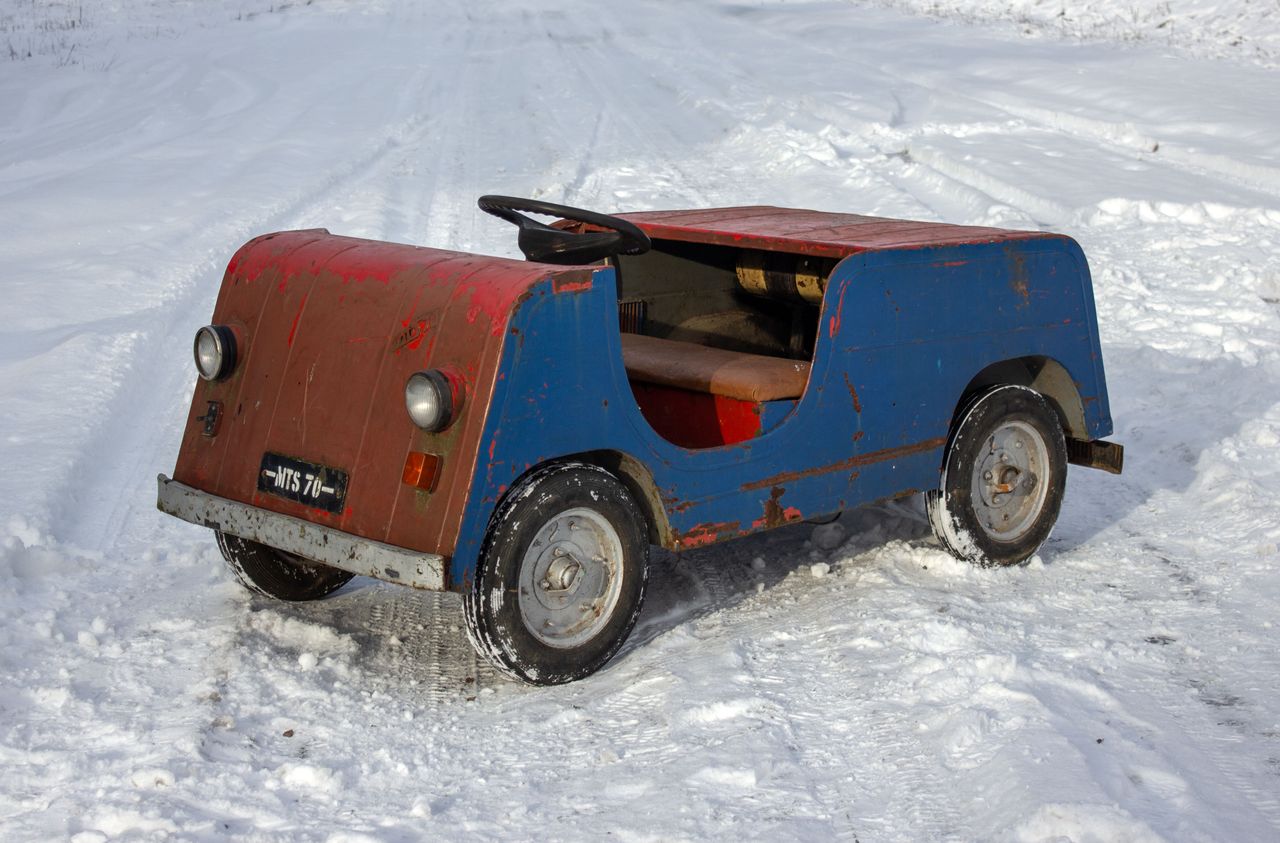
[257,452,349,514]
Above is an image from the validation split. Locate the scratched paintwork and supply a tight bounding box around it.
[166,207,1116,595]
[451,223,1113,589]
[172,230,593,584]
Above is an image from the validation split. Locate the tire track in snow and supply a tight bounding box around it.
[604,3,1031,226]
[677,536,969,841]
[589,671,688,768]
[544,9,739,210]
[1097,540,1280,832]
[955,94,1280,199]
[297,585,501,705]
[708,3,1280,219]
[678,547,859,839]
[58,65,452,555]
[39,27,490,765]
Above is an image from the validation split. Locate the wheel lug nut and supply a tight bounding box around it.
[983,471,992,480]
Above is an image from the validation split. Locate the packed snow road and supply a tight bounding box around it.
[2,0,1279,839]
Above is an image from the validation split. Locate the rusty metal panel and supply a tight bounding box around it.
[1067,438,1125,474]
[171,230,593,571]
[157,475,444,588]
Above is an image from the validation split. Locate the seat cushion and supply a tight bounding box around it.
[620,333,810,402]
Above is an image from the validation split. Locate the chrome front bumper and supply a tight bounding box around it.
[156,475,446,590]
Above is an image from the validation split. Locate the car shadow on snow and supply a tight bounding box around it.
[259,503,935,701]
[615,499,938,662]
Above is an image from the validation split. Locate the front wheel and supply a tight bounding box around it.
[926,385,1067,566]
[464,463,650,685]
[216,531,354,601]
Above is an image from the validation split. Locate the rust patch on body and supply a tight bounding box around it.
[552,276,593,294]
[753,485,804,529]
[763,486,786,528]
[742,436,947,491]
[675,521,742,549]
[843,373,862,413]
[1007,250,1031,306]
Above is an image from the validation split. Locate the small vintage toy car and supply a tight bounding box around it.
[158,196,1123,684]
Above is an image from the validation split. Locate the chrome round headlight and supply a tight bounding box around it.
[194,325,237,381]
[405,370,454,431]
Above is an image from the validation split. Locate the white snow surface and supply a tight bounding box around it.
[3,0,1280,839]
[857,0,1280,68]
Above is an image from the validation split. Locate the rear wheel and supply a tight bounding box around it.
[464,463,650,685]
[926,385,1067,566]
[216,531,354,601]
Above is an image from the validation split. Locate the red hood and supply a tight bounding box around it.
[173,230,592,560]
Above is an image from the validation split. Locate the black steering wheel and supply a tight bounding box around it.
[478,195,651,265]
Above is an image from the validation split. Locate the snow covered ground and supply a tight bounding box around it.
[2,0,1279,839]
[861,0,1280,67]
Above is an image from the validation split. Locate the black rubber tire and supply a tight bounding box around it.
[216,531,354,601]
[926,385,1068,567]
[464,463,650,685]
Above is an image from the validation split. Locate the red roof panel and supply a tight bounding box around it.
[619,206,1057,259]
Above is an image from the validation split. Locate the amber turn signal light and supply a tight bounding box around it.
[402,451,442,492]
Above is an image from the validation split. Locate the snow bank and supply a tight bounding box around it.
[852,0,1280,67]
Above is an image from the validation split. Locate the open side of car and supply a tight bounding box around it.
[158,196,1123,684]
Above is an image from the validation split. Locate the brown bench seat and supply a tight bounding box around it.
[620,333,810,402]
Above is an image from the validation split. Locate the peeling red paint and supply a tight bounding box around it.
[406,323,428,350]
[752,506,803,530]
[676,521,741,549]
[174,229,573,565]
[286,293,308,347]
[828,293,844,339]
[552,277,593,294]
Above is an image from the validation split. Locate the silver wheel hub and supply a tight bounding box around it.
[970,419,1050,542]
[518,508,624,649]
